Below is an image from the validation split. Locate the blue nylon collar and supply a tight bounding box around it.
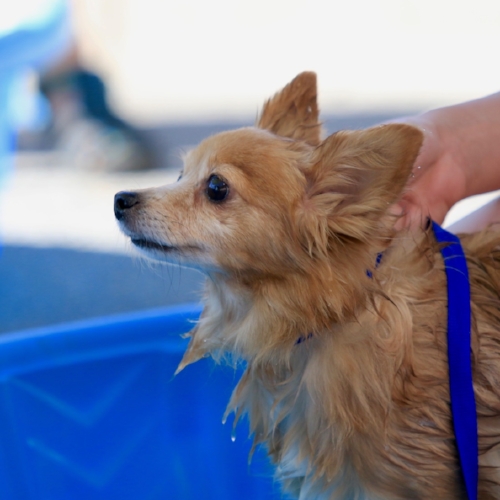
[432,221,478,500]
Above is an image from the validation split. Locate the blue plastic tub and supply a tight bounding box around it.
[0,304,282,499]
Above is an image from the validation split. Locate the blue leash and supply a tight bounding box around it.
[432,222,478,500]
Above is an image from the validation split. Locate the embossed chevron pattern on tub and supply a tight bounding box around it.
[3,354,174,497]
[11,359,148,427]
[0,352,279,499]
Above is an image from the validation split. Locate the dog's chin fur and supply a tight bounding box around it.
[117,72,500,499]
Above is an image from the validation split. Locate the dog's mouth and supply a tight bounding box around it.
[131,238,203,256]
[131,238,175,253]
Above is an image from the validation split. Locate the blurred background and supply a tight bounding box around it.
[1,0,500,332]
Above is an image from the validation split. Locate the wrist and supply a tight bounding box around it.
[418,108,468,209]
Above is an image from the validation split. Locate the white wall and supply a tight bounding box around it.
[70,0,500,122]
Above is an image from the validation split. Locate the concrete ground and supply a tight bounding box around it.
[1,114,496,334]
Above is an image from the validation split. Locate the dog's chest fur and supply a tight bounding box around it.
[229,315,453,499]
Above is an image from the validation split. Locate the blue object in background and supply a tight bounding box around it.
[0,0,71,187]
[0,304,282,499]
[0,72,18,190]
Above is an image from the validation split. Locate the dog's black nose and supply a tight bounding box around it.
[114,191,139,220]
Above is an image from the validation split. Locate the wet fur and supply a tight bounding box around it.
[116,73,500,499]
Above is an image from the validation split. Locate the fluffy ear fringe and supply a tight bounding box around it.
[297,124,423,255]
[257,72,322,146]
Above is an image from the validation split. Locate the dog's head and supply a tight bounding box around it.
[115,72,422,283]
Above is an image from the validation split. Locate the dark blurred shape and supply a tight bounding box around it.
[39,68,155,171]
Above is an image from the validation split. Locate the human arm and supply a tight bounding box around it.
[392,92,500,231]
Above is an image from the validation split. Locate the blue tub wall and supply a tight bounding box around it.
[0,305,284,499]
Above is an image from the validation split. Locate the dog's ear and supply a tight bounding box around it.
[297,124,423,253]
[257,72,322,146]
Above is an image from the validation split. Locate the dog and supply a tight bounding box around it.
[114,72,500,499]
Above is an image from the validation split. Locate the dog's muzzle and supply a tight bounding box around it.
[114,191,139,220]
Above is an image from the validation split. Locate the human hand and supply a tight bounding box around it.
[390,117,467,230]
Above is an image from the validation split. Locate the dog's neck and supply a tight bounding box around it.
[178,238,398,370]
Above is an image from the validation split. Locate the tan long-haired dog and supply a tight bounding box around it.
[115,73,500,499]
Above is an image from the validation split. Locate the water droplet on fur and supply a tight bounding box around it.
[231,429,237,442]
[222,415,227,425]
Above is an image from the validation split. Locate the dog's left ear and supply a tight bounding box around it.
[257,72,321,146]
[297,124,423,251]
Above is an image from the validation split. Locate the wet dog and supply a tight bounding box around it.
[115,72,500,499]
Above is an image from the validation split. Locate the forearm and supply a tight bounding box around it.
[420,92,500,203]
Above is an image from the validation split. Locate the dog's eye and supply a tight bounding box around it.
[206,174,229,202]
